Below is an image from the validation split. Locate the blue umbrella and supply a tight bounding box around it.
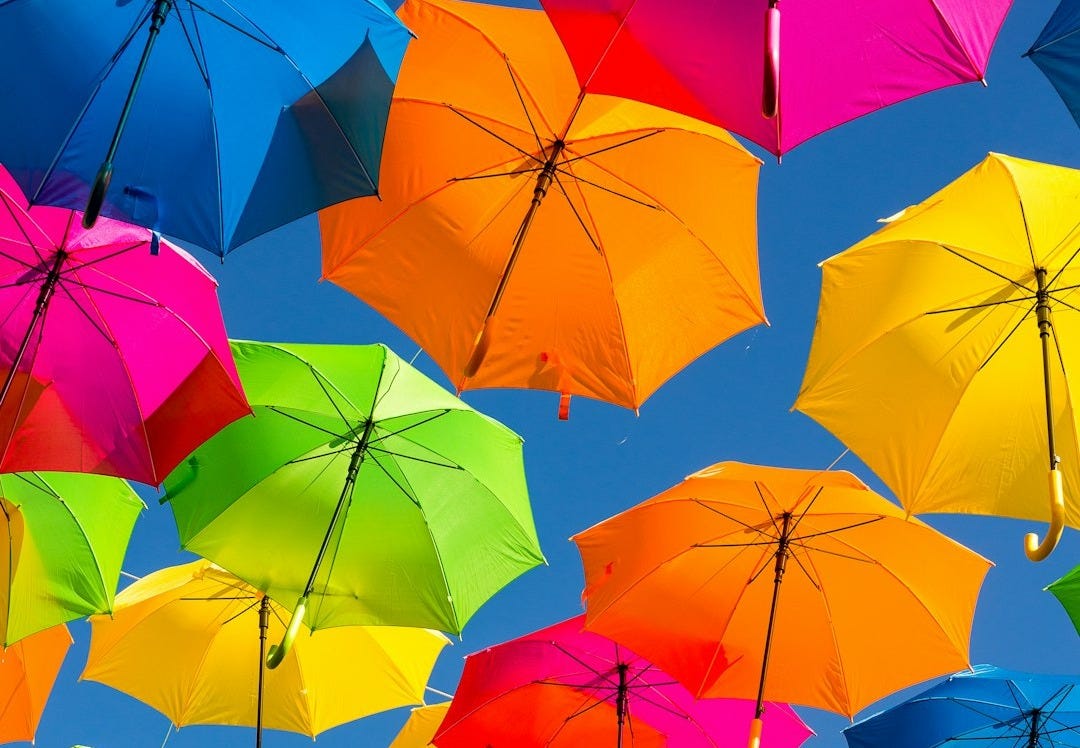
[844,665,1080,748]
[1028,0,1080,128]
[0,1,411,257]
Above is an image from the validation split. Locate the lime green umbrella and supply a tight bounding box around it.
[1047,564,1080,635]
[163,341,544,666]
[0,472,143,645]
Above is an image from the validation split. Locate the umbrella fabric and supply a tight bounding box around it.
[389,703,450,748]
[0,471,143,645]
[320,0,765,415]
[433,615,813,748]
[0,0,411,257]
[163,340,544,638]
[843,665,1080,748]
[540,0,1012,157]
[794,153,1080,559]
[574,462,989,723]
[0,624,71,744]
[0,167,249,485]
[1047,563,1080,636]
[82,560,448,739]
[1028,0,1080,128]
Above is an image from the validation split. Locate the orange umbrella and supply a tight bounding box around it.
[320,0,764,417]
[0,624,70,744]
[574,462,991,748]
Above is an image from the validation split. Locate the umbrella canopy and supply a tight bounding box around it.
[1047,563,1080,636]
[794,153,1080,561]
[0,624,71,745]
[843,665,1080,748]
[1028,0,1080,128]
[0,167,249,485]
[82,560,448,744]
[320,0,765,417]
[574,461,989,747]
[389,703,450,748]
[163,340,544,663]
[540,0,1012,157]
[0,0,411,257]
[0,471,142,645]
[434,615,813,748]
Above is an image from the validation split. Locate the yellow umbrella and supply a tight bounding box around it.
[81,560,449,746]
[0,624,70,744]
[389,702,451,748]
[320,0,764,417]
[795,153,1080,561]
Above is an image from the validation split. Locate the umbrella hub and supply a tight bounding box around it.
[534,139,565,205]
[1028,707,1041,746]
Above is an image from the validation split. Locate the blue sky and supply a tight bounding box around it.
[27,1,1080,747]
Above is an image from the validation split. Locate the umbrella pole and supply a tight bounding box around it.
[615,663,628,748]
[1026,267,1066,561]
[463,140,566,379]
[256,596,269,748]
[83,0,173,228]
[267,418,376,668]
[0,250,66,409]
[748,512,792,748]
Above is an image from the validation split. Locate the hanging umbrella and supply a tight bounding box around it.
[82,560,448,747]
[389,703,450,748]
[1047,563,1080,636]
[0,166,249,485]
[0,0,411,257]
[320,0,765,418]
[162,340,544,667]
[433,615,813,748]
[794,153,1080,561]
[843,665,1080,748]
[540,0,1012,158]
[0,471,142,645]
[1027,0,1080,128]
[574,461,990,748]
[0,624,71,745]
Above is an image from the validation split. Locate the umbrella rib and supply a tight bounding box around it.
[58,277,160,307]
[53,279,123,349]
[170,5,212,86]
[365,450,421,508]
[690,498,777,541]
[552,171,601,252]
[553,164,660,210]
[286,445,355,466]
[0,293,46,468]
[264,406,354,442]
[186,1,280,51]
[367,446,461,471]
[786,540,875,566]
[787,486,827,537]
[308,366,362,436]
[503,54,546,155]
[58,241,145,273]
[784,542,825,591]
[938,243,1034,295]
[447,105,544,165]
[755,482,785,537]
[562,131,665,165]
[451,167,544,182]
[794,515,886,541]
[927,297,1036,315]
[551,641,619,687]
[366,409,452,446]
[0,192,51,266]
[0,276,39,292]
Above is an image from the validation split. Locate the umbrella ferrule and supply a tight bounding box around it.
[150,0,173,30]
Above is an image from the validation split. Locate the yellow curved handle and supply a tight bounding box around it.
[747,717,763,748]
[266,596,307,669]
[1025,469,1065,562]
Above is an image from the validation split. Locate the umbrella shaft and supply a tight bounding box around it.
[754,513,792,720]
[1036,268,1058,470]
[615,663,628,748]
[0,251,65,409]
[302,419,375,597]
[256,596,269,748]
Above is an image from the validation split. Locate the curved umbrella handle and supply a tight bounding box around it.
[1025,468,1065,562]
[762,1,781,119]
[82,163,113,229]
[463,318,496,379]
[747,716,763,748]
[266,596,307,669]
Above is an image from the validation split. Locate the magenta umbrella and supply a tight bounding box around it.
[434,616,813,748]
[541,0,1012,157]
[0,166,249,485]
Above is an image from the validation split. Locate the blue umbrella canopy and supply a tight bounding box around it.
[1028,0,1080,128]
[0,0,411,257]
[844,665,1080,748]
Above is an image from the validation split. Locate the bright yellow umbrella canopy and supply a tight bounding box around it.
[81,560,449,738]
[389,702,450,748]
[575,462,990,722]
[320,0,764,414]
[0,624,70,744]
[795,153,1080,559]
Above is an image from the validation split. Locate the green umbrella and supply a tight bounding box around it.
[1047,564,1080,635]
[163,341,545,666]
[0,471,143,645]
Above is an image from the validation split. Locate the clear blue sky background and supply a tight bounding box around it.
[30,1,1080,747]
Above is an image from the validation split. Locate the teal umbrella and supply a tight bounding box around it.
[163,340,544,666]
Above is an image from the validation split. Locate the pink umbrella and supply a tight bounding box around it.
[540,0,1012,157]
[434,616,812,748]
[0,167,249,485]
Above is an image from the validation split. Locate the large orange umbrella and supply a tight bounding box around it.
[320,0,764,417]
[0,624,70,744]
[574,462,991,748]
